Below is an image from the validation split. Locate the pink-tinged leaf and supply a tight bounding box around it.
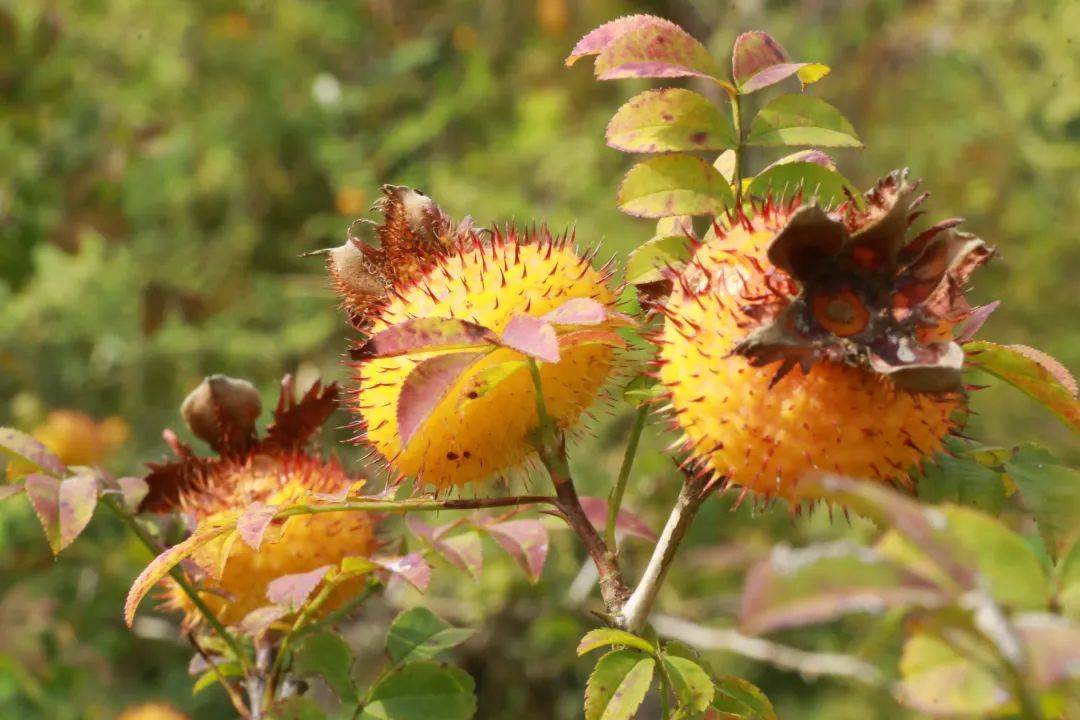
[1014,614,1080,689]
[125,517,237,626]
[350,317,497,360]
[760,149,837,172]
[239,604,289,636]
[237,502,278,551]
[311,486,350,503]
[406,517,484,580]
[594,22,723,84]
[484,519,550,583]
[954,301,1000,343]
[375,553,431,592]
[732,31,789,86]
[25,473,99,555]
[0,427,66,477]
[541,297,609,326]
[266,565,333,611]
[740,541,945,635]
[965,341,1080,433]
[559,328,628,351]
[398,352,483,449]
[578,496,657,542]
[565,14,680,67]
[500,315,560,363]
[0,483,24,502]
[114,476,149,512]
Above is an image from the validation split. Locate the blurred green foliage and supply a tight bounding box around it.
[1,1,1076,718]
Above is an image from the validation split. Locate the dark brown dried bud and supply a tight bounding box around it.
[181,375,262,451]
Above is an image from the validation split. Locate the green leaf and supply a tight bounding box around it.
[386,607,474,666]
[295,631,357,702]
[606,89,736,153]
[918,452,1006,515]
[897,631,1008,716]
[1005,444,1080,557]
[740,540,944,635]
[746,161,854,206]
[965,341,1080,433]
[709,676,776,719]
[623,375,663,407]
[1057,535,1080,620]
[661,655,713,714]
[192,661,242,695]
[584,649,655,720]
[577,628,655,656]
[360,660,476,720]
[626,235,693,285]
[938,505,1050,610]
[617,155,735,218]
[746,95,862,148]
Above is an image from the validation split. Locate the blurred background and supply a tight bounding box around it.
[0,1,1076,717]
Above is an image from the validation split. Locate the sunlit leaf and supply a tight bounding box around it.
[740,540,944,634]
[296,631,357,701]
[398,352,484,448]
[594,22,723,84]
[965,341,1080,433]
[0,427,66,477]
[732,32,828,93]
[25,472,99,555]
[566,15,682,67]
[267,565,333,611]
[386,607,474,665]
[662,655,713,714]
[709,675,777,719]
[481,519,549,583]
[746,95,862,148]
[618,155,735,218]
[626,234,692,285]
[237,501,278,551]
[351,318,496,360]
[577,628,656,656]
[125,514,238,626]
[746,161,854,206]
[897,630,1009,716]
[606,89,736,153]
[499,315,560,363]
[541,297,609,326]
[584,649,654,720]
[360,660,476,720]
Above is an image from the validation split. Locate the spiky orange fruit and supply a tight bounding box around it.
[352,227,621,491]
[117,703,190,720]
[656,172,993,502]
[143,377,378,628]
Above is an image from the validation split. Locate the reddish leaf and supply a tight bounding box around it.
[351,317,497,360]
[240,604,289,636]
[237,502,278,551]
[500,315,560,363]
[541,297,609,326]
[26,473,99,555]
[578,496,657,542]
[374,553,431,592]
[262,376,339,452]
[0,427,66,477]
[594,22,722,84]
[125,516,237,626]
[965,341,1080,433]
[0,482,24,502]
[731,32,827,93]
[559,328,628,351]
[483,519,550,583]
[266,565,333,610]
[954,301,1000,343]
[398,352,484,449]
[407,517,483,579]
[565,14,681,67]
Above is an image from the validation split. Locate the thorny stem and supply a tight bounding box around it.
[731,92,744,205]
[619,475,711,634]
[102,496,250,668]
[605,404,648,549]
[275,495,557,520]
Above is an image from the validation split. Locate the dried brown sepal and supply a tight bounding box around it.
[261,375,339,453]
[732,170,995,392]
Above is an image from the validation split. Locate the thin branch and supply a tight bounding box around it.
[189,633,251,719]
[606,404,648,549]
[651,614,884,686]
[619,475,711,633]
